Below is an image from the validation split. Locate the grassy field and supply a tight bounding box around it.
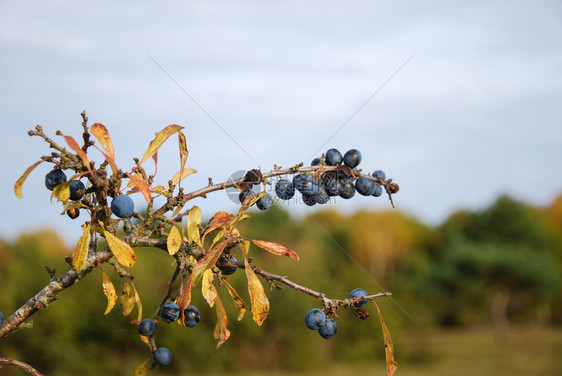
[187,326,562,376]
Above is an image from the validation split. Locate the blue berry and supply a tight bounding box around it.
[275,179,295,200]
[0,311,3,327]
[355,176,376,196]
[302,194,317,206]
[325,149,342,166]
[160,302,180,323]
[69,180,85,201]
[305,308,326,330]
[343,149,362,168]
[372,170,386,181]
[349,288,369,307]
[184,305,200,327]
[293,174,317,196]
[318,318,337,339]
[372,183,383,197]
[138,319,156,336]
[45,169,67,191]
[315,186,330,204]
[256,193,272,210]
[311,157,322,166]
[338,180,356,199]
[219,257,237,275]
[111,194,134,218]
[239,189,255,204]
[154,347,172,366]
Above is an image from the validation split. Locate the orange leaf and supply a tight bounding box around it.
[202,211,233,243]
[243,254,269,326]
[177,277,193,325]
[60,133,94,176]
[126,173,151,204]
[14,160,44,198]
[103,229,137,267]
[167,226,181,256]
[190,240,228,286]
[373,301,398,376]
[222,279,246,321]
[250,239,300,261]
[213,294,231,348]
[90,123,115,160]
[101,269,117,315]
[138,124,184,166]
[72,224,91,271]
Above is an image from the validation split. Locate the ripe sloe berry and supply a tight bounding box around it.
[293,174,317,195]
[111,194,134,218]
[325,149,342,166]
[339,180,356,199]
[305,308,326,330]
[219,257,237,275]
[355,176,376,196]
[160,302,180,323]
[69,180,85,201]
[239,189,255,204]
[256,193,272,210]
[45,169,67,191]
[311,157,322,166]
[372,170,386,181]
[349,288,369,307]
[184,305,200,327]
[318,318,337,339]
[154,348,172,366]
[343,149,362,168]
[372,183,383,197]
[275,179,295,200]
[138,319,156,336]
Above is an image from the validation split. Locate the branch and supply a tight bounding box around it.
[0,357,43,376]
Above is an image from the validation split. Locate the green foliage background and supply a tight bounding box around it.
[1,194,561,375]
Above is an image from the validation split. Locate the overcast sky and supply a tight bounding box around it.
[1,0,561,244]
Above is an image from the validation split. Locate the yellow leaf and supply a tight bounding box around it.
[119,281,136,317]
[177,131,189,185]
[101,270,117,315]
[243,255,269,326]
[213,295,231,349]
[251,239,300,261]
[72,224,91,271]
[104,229,137,267]
[51,181,70,203]
[138,124,184,166]
[187,206,202,246]
[14,160,44,198]
[222,279,246,321]
[177,277,193,326]
[167,226,181,256]
[374,301,398,376]
[171,168,197,186]
[133,357,151,376]
[202,269,217,307]
[190,240,228,286]
[131,281,143,323]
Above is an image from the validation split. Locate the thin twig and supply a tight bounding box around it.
[0,357,43,376]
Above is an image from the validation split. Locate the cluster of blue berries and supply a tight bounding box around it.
[44,169,135,220]
[304,288,369,339]
[275,148,386,207]
[136,302,201,366]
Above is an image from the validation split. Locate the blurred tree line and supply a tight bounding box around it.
[0,194,561,375]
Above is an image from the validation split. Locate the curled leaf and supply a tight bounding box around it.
[90,123,115,160]
[167,225,181,256]
[213,294,231,349]
[103,229,137,267]
[251,239,300,261]
[138,124,184,166]
[72,224,91,272]
[202,211,233,243]
[243,255,269,326]
[178,131,188,184]
[51,181,70,203]
[131,280,143,323]
[190,240,228,286]
[126,173,151,204]
[373,301,398,376]
[101,270,117,315]
[133,357,151,376]
[120,280,136,317]
[14,160,44,198]
[60,133,94,176]
[177,277,193,325]
[171,168,197,185]
[223,279,246,321]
